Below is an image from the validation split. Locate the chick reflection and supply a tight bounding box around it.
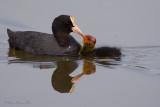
[51,59,96,93]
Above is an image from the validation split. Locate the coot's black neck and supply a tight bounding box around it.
[54,32,70,47]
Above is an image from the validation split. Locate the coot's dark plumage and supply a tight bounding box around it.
[7,15,81,56]
[81,47,121,58]
[7,29,81,56]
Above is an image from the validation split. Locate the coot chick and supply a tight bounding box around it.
[79,34,121,58]
[7,15,84,56]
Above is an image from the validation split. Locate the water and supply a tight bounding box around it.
[0,37,160,107]
[0,0,160,107]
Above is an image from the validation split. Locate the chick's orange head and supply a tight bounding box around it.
[83,35,96,44]
[82,35,96,52]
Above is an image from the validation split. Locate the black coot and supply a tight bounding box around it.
[7,15,82,56]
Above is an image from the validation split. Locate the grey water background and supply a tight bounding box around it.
[0,0,160,107]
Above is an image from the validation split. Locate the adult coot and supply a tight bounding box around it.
[7,15,84,56]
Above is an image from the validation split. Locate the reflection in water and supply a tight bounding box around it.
[8,49,121,93]
[52,59,96,93]
[51,61,77,93]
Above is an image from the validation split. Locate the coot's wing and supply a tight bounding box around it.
[7,29,80,56]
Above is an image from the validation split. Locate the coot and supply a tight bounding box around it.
[7,15,83,56]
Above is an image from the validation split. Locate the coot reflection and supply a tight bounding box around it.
[51,59,96,93]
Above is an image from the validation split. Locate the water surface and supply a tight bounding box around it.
[0,37,160,107]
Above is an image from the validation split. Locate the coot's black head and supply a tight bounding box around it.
[52,15,74,35]
[52,15,84,47]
